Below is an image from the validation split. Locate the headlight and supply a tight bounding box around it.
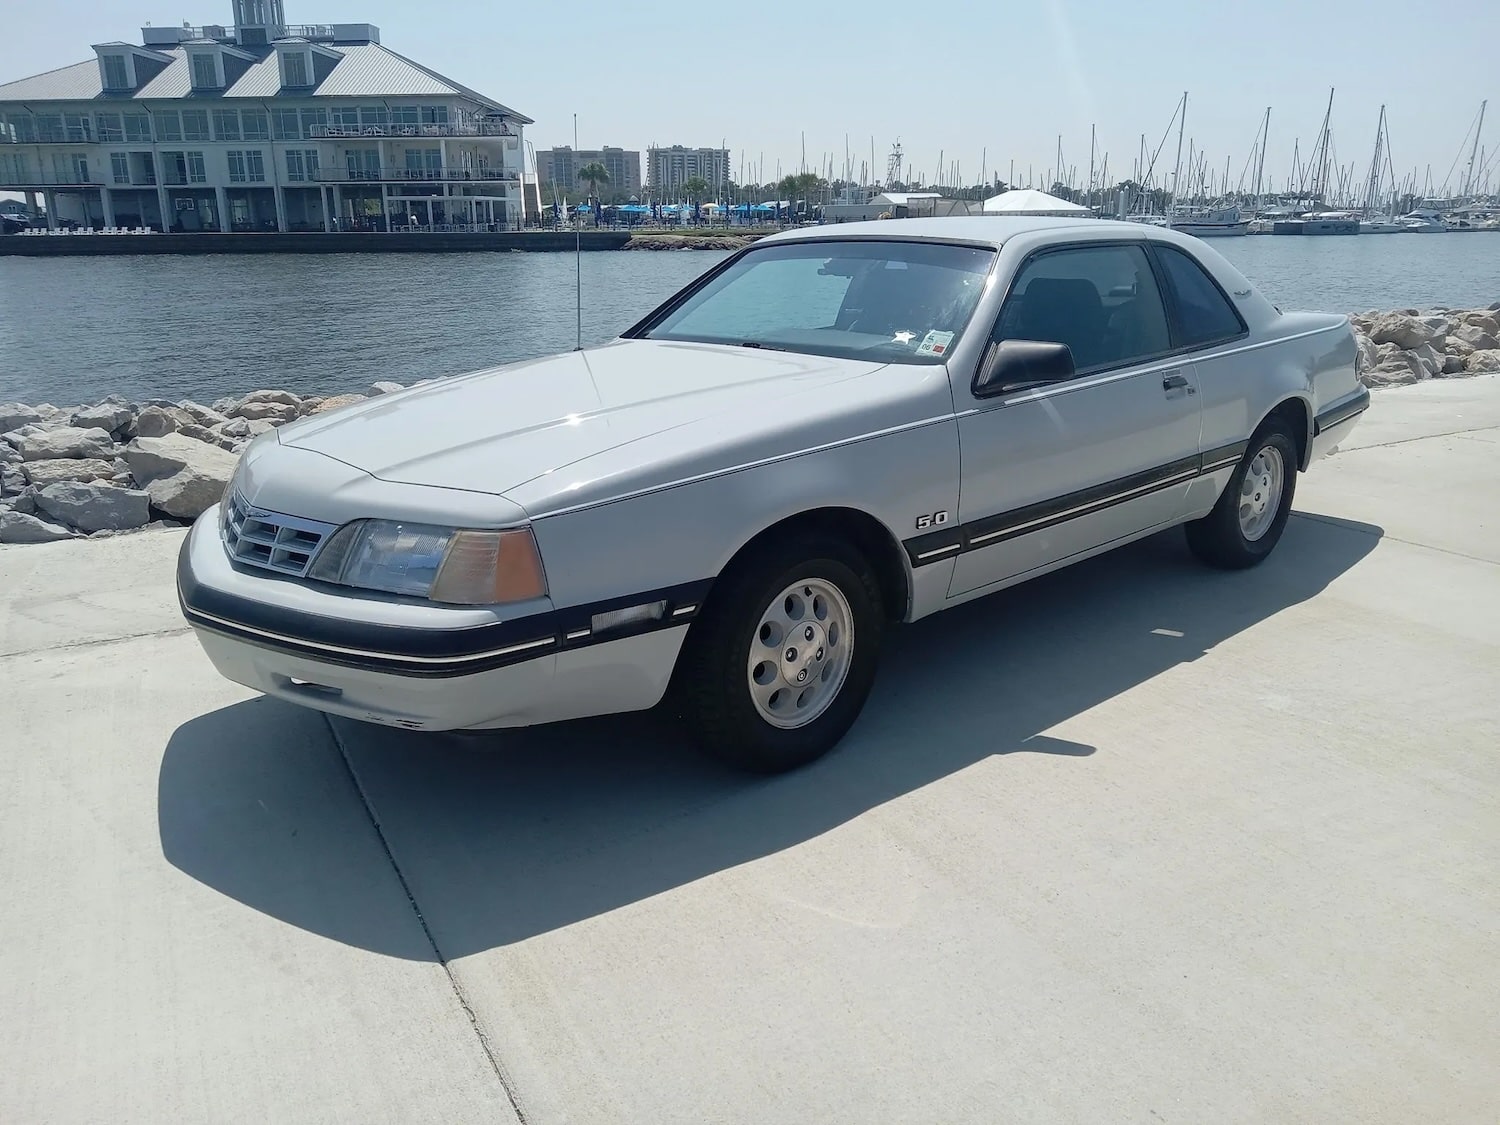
[308,519,547,606]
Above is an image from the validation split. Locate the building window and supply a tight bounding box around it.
[332,107,360,130]
[359,106,388,129]
[213,109,241,141]
[1,153,33,183]
[181,110,210,141]
[346,149,379,181]
[124,113,151,142]
[272,109,300,140]
[101,54,130,90]
[285,149,320,182]
[227,150,247,183]
[7,115,37,143]
[162,151,187,185]
[68,155,91,184]
[246,150,265,182]
[299,108,326,137]
[111,153,130,184]
[420,105,448,125]
[96,113,123,142]
[187,152,206,183]
[156,111,182,142]
[63,114,92,142]
[242,109,269,141]
[389,106,419,128]
[190,53,219,90]
[282,51,309,87]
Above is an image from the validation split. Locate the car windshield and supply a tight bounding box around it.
[639,239,995,364]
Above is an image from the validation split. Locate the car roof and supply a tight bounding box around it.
[759,215,1152,249]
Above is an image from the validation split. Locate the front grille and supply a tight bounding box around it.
[222,491,337,577]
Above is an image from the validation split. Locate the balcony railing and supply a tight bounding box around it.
[309,122,517,140]
[0,172,104,187]
[313,167,519,183]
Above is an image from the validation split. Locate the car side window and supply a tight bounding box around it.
[1154,244,1246,347]
[993,244,1171,374]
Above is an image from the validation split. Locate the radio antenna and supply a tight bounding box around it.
[573,113,583,351]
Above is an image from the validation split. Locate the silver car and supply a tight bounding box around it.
[179,216,1369,772]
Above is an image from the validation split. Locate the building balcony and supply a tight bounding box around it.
[312,167,519,184]
[0,173,105,188]
[1,134,99,146]
[309,122,518,140]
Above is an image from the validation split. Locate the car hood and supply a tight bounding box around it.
[275,339,941,514]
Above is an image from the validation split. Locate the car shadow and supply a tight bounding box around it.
[159,512,1382,960]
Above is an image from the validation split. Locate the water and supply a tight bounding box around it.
[1,234,1497,406]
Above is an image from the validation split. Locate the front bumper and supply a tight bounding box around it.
[178,507,703,730]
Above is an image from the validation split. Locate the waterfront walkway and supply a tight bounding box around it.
[2,378,1497,1123]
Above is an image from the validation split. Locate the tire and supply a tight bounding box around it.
[1185,422,1299,569]
[673,536,885,773]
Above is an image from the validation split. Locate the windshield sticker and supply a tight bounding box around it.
[916,330,955,356]
[892,330,916,345]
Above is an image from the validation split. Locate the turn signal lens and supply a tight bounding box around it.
[430,528,548,605]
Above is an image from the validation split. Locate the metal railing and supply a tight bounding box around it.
[312,167,519,183]
[309,122,517,140]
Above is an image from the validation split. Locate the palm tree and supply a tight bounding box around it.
[681,176,710,202]
[576,162,610,217]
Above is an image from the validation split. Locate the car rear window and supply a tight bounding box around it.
[1154,244,1247,347]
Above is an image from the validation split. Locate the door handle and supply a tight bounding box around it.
[1162,372,1195,394]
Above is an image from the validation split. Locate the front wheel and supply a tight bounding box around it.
[1186,424,1298,569]
[673,538,885,773]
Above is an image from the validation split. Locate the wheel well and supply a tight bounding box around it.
[1262,397,1311,470]
[718,507,911,622]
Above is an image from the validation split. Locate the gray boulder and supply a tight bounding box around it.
[0,405,44,433]
[232,400,299,423]
[309,393,367,415]
[1466,349,1500,374]
[1441,354,1468,375]
[0,510,76,544]
[1353,331,1380,374]
[1364,344,1428,387]
[1368,312,1438,351]
[1453,324,1500,352]
[177,400,230,429]
[70,401,135,434]
[19,457,118,487]
[231,389,301,412]
[122,433,238,519]
[12,426,116,462]
[1410,343,1445,379]
[35,481,152,533]
[1489,301,1500,312]
[215,417,252,439]
[0,464,24,496]
[0,443,19,466]
[134,404,195,438]
[1458,311,1500,335]
[1,485,37,514]
[367,381,405,396]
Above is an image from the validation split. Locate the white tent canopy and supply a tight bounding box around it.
[981,189,1091,216]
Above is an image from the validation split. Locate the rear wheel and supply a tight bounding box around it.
[1186,423,1298,569]
[674,537,884,773]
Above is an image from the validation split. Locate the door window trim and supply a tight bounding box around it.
[1142,240,1250,352]
[972,238,1179,397]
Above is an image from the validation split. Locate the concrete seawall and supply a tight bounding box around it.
[0,230,632,256]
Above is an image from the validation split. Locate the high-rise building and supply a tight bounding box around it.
[535,146,641,197]
[647,145,730,196]
[0,2,531,232]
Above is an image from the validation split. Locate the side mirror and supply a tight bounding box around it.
[974,339,1076,396]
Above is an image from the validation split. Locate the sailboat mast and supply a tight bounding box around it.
[1088,124,1096,211]
[1167,91,1187,229]
[1462,99,1487,197]
[1253,107,1269,213]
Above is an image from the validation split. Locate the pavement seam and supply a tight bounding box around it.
[1291,511,1499,567]
[0,624,194,662]
[1342,421,1500,453]
[322,714,532,1125]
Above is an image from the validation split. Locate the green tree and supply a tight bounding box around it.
[576,161,610,198]
[681,176,711,202]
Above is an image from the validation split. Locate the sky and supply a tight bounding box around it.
[3,0,1498,196]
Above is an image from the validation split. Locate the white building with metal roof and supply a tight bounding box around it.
[0,0,532,233]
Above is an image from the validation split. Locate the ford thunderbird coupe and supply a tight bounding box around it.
[179,216,1369,772]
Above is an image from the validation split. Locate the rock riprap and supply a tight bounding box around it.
[0,384,395,543]
[1349,307,1500,387]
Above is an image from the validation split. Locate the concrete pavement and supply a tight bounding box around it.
[3,377,1497,1123]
